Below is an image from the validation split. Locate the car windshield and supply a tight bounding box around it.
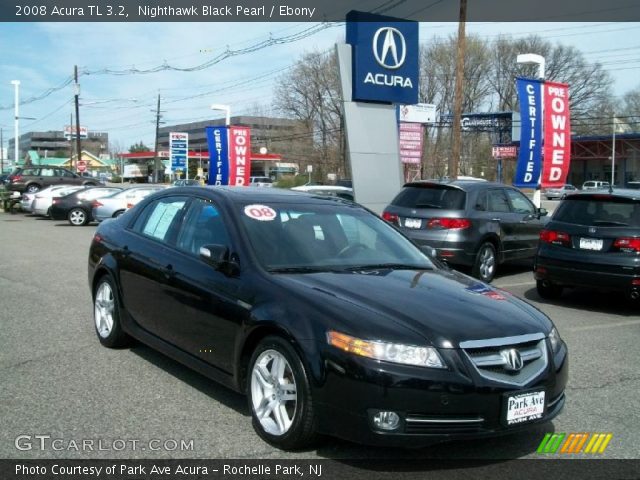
[553,197,640,227]
[391,185,466,210]
[238,202,435,271]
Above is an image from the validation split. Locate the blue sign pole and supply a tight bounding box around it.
[513,77,543,188]
[206,126,229,185]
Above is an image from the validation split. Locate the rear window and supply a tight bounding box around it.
[554,197,640,227]
[391,186,466,210]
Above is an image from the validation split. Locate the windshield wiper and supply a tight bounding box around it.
[414,203,442,209]
[267,266,341,274]
[592,220,629,226]
[342,263,433,271]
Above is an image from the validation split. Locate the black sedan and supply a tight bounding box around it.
[88,187,567,449]
[534,189,640,302]
[50,187,122,226]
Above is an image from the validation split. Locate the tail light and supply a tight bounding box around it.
[52,198,60,205]
[427,218,471,230]
[613,237,640,253]
[540,229,570,246]
[92,200,104,208]
[382,211,399,224]
[10,175,22,183]
[126,203,133,209]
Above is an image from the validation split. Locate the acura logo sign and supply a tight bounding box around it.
[501,348,524,372]
[372,27,406,69]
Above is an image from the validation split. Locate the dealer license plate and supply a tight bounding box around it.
[504,390,545,426]
[579,238,603,250]
[404,218,422,229]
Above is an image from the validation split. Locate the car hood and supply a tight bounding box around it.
[276,268,551,348]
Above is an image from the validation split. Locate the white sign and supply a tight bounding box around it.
[306,165,313,173]
[398,103,436,124]
[64,125,88,139]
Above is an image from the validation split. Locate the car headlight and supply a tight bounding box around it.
[549,327,562,354]
[327,331,445,368]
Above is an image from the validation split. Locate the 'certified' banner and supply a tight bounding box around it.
[513,78,543,188]
[228,126,251,186]
[206,126,229,185]
[542,82,571,188]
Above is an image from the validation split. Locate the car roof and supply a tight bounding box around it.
[566,189,640,200]
[404,180,507,191]
[163,185,354,206]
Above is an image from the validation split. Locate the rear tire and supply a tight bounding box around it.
[536,280,564,299]
[93,275,132,348]
[68,207,89,226]
[26,184,40,193]
[472,242,497,283]
[247,336,317,450]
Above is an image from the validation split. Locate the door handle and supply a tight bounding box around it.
[161,264,175,279]
[491,218,501,222]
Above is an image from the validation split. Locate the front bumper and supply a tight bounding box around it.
[313,343,568,447]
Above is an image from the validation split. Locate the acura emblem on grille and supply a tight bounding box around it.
[589,227,597,234]
[501,348,524,372]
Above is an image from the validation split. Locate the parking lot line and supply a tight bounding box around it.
[568,319,640,332]
[495,281,535,288]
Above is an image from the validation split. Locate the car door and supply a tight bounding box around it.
[117,195,190,335]
[487,188,520,260]
[160,197,247,372]
[504,188,545,258]
[38,167,56,188]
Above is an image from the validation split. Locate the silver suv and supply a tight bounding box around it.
[383,180,548,282]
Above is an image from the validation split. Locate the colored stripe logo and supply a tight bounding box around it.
[537,433,613,454]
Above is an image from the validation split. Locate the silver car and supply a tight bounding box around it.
[544,184,577,200]
[21,184,76,213]
[32,185,86,216]
[92,186,166,222]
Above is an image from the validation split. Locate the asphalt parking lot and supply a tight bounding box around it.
[0,210,638,460]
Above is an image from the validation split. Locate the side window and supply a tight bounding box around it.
[475,191,487,211]
[176,198,230,255]
[487,189,511,213]
[40,168,55,177]
[57,169,74,177]
[132,196,188,245]
[505,189,535,214]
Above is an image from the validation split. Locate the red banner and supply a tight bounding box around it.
[228,126,251,186]
[399,122,424,164]
[542,82,571,188]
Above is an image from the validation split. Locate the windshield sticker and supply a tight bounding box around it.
[244,204,277,221]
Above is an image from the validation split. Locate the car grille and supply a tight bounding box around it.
[404,415,485,434]
[460,333,548,386]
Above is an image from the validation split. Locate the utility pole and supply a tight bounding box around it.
[450,0,467,180]
[74,66,82,171]
[1,127,4,174]
[153,93,162,183]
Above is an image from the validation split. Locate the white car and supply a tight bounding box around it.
[92,186,167,222]
[582,180,610,191]
[31,185,86,216]
[249,176,273,187]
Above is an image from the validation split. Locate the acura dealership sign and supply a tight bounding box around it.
[346,11,419,104]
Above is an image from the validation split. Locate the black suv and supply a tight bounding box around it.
[534,189,640,302]
[6,166,98,194]
[383,180,548,282]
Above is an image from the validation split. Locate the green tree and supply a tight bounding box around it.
[129,141,150,153]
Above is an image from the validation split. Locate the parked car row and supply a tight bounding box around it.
[380,179,639,303]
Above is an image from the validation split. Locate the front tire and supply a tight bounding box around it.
[247,336,317,450]
[472,242,497,283]
[536,279,563,299]
[93,275,131,348]
[68,207,88,226]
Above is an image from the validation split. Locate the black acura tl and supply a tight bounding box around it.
[88,187,568,449]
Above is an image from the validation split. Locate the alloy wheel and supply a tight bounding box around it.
[479,246,495,281]
[94,281,115,338]
[250,349,298,436]
[69,208,86,226]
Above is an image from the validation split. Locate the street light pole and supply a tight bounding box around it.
[211,104,231,126]
[11,80,20,163]
[516,54,545,208]
[611,114,616,188]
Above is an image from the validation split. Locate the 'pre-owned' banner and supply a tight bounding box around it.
[206,126,229,185]
[228,126,251,186]
[542,81,571,188]
[513,77,543,188]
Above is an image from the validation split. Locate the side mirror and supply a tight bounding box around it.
[199,244,239,276]
[420,245,438,258]
[537,207,548,217]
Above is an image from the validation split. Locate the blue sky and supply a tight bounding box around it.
[1,21,638,153]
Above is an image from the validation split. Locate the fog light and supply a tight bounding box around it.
[372,411,400,431]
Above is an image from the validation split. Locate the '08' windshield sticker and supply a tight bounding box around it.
[244,204,277,221]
